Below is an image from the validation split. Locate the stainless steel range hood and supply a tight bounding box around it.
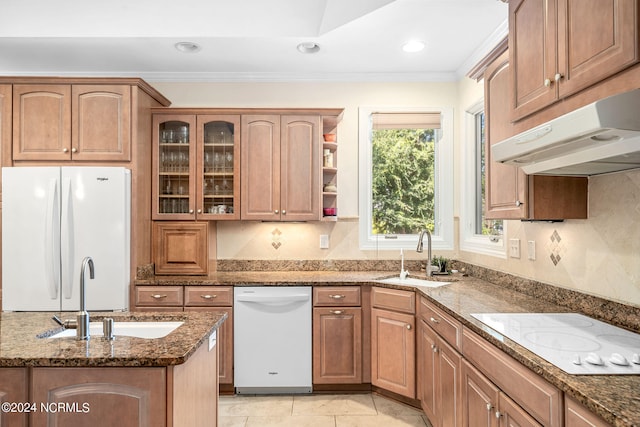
[492,89,640,176]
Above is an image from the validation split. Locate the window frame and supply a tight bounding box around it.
[460,99,506,257]
[358,106,454,251]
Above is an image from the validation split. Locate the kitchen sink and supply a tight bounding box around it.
[375,276,452,288]
[47,321,184,339]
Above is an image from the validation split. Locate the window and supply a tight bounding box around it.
[461,100,505,256]
[358,107,454,250]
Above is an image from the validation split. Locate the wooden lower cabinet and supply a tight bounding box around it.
[0,368,28,427]
[462,359,541,427]
[418,319,462,427]
[313,307,362,384]
[565,396,613,427]
[31,367,167,427]
[29,338,218,427]
[371,306,415,398]
[186,306,233,387]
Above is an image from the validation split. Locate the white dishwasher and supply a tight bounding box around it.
[234,286,312,394]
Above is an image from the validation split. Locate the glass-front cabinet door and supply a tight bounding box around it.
[196,115,240,220]
[152,115,196,219]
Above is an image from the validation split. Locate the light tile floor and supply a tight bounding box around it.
[219,393,433,427]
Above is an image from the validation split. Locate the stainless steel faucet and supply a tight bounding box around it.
[416,230,434,277]
[77,256,95,340]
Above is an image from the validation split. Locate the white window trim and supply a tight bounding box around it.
[358,106,454,251]
[460,99,506,258]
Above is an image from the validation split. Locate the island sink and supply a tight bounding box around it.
[47,321,184,339]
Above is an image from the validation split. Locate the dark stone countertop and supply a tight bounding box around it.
[0,311,226,368]
[137,270,640,426]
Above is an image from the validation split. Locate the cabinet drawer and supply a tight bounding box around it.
[418,296,462,351]
[313,286,361,306]
[462,328,562,427]
[184,286,233,306]
[135,286,184,307]
[371,287,415,314]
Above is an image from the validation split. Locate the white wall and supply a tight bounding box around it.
[152,80,640,307]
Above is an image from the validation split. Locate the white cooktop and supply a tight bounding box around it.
[471,313,640,375]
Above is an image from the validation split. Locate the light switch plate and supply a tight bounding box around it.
[527,240,536,260]
[320,234,330,249]
[509,238,521,259]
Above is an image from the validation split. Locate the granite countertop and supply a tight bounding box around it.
[137,270,639,426]
[0,311,226,368]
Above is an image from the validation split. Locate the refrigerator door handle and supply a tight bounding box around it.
[44,178,60,299]
[61,177,74,300]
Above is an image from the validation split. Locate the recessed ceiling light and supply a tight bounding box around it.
[402,40,425,53]
[296,42,320,54]
[174,42,201,53]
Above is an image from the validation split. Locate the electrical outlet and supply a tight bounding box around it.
[527,240,536,260]
[509,238,521,259]
[319,234,329,249]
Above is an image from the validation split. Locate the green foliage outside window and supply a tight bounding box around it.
[371,128,436,235]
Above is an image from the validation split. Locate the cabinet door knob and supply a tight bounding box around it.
[495,411,502,419]
[431,344,438,353]
[544,78,552,87]
[486,403,493,412]
[71,147,77,153]
[515,200,523,207]
[330,310,344,315]
[282,210,286,215]
[274,210,279,214]
[554,73,564,82]
[406,324,412,330]
[197,209,202,214]
[63,148,69,153]
[189,209,194,214]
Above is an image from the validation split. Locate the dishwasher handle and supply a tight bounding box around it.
[235,294,310,305]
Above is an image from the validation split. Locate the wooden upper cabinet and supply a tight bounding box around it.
[485,50,588,220]
[485,50,526,220]
[280,115,321,221]
[13,84,132,161]
[71,85,131,161]
[241,114,321,221]
[241,115,281,221]
[557,0,639,99]
[510,0,639,121]
[13,84,72,161]
[0,85,12,169]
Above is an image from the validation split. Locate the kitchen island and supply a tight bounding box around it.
[0,310,226,427]
[136,268,640,427]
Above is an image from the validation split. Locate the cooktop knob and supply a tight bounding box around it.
[585,352,604,366]
[632,354,640,365]
[609,353,629,366]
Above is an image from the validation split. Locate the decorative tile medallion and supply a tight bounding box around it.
[271,228,282,250]
[548,230,564,266]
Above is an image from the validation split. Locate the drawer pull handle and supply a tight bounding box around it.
[330,310,344,315]
[430,317,440,324]
[329,294,345,299]
[200,294,217,300]
[151,294,167,299]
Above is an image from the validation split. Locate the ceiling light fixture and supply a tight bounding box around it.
[296,42,320,54]
[402,40,425,53]
[174,42,201,53]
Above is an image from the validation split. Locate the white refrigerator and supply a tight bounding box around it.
[2,167,130,311]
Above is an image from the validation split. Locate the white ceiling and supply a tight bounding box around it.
[0,0,508,82]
